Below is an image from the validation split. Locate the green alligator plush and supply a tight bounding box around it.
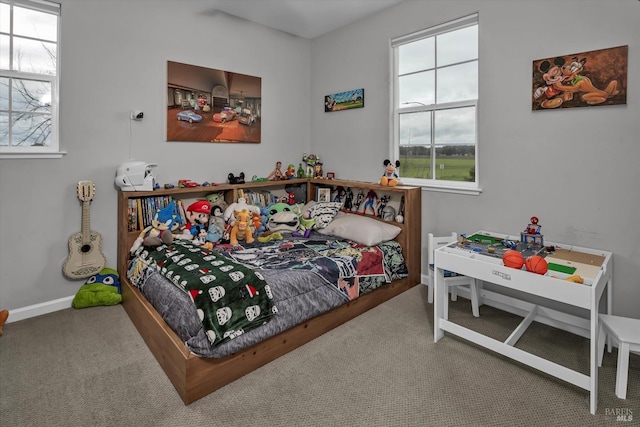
[72,267,122,309]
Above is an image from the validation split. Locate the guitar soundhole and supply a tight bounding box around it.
[81,244,91,253]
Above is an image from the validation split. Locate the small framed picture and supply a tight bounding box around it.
[316,187,331,203]
[326,172,335,180]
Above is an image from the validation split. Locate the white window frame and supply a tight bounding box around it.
[391,13,479,195]
[0,0,63,159]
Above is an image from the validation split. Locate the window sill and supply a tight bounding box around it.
[420,185,482,196]
[401,179,481,195]
[0,151,67,159]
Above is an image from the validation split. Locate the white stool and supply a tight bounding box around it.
[597,314,640,399]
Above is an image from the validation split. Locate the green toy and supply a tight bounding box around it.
[72,267,122,309]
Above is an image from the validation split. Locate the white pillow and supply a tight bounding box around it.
[304,201,342,229]
[317,212,401,246]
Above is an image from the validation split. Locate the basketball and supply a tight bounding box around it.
[525,255,548,275]
[502,250,524,269]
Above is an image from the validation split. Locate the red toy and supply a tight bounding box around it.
[502,250,524,269]
[525,255,548,275]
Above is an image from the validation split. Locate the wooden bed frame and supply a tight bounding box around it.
[117,178,421,404]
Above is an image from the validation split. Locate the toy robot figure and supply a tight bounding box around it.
[362,190,378,215]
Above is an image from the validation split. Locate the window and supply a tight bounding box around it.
[392,14,478,193]
[0,0,61,158]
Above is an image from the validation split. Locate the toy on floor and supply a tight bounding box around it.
[380,159,401,186]
[72,267,122,309]
[0,309,8,336]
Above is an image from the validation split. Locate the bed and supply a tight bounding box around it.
[117,178,421,404]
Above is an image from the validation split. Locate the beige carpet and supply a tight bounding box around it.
[0,285,637,426]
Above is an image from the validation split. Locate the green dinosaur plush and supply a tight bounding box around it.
[72,267,122,309]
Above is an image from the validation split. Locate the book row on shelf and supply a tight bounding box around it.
[127,196,185,232]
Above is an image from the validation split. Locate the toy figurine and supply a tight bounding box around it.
[521,216,543,246]
[352,190,364,212]
[343,188,353,211]
[302,153,320,177]
[228,172,245,184]
[296,163,305,178]
[314,162,323,178]
[377,195,390,218]
[362,190,378,215]
[380,159,401,187]
[267,161,284,181]
[285,164,296,179]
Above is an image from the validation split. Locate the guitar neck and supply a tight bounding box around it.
[81,200,91,242]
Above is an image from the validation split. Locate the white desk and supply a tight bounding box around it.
[433,231,613,414]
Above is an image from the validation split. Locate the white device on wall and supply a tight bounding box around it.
[115,161,157,191]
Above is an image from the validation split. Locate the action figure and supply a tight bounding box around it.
[362,190,378,215]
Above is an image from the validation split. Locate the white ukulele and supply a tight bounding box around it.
[63,180,106,279]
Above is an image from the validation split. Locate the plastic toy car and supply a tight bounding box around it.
[213,108,237,123]
[178,179,199,188]
[238,108,255,126]
[177,110,202,123]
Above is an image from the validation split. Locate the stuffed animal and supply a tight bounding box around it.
[71,267,122,309]
[230,209,255,245]
[130,202,182,253]
[380,159,401,187]
[185,200,212,239]
[223,197,260,223]
[265,202,301,232]
[206,216,226,244]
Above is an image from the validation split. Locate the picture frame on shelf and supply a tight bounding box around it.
[316,187,331,203]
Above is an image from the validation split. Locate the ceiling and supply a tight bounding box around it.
[207,0,405,39]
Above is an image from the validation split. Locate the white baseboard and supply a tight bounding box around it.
[7,295,75,323]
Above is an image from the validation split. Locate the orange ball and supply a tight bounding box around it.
[525,255,548,275]
[503,250,524,269]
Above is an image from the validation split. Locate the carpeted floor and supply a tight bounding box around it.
[1,285,637,426]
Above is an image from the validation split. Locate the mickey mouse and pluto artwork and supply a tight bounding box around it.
[532,45,627,110]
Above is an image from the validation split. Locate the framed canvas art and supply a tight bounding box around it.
[532,45,627,111]
[167,61,262,143]
[325,88,364,112]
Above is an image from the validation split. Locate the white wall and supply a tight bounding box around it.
[0,0,311,312]
[2,0,639,320]
[310,0,640,317]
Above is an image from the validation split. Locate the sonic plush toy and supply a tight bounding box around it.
[72,267,122,309]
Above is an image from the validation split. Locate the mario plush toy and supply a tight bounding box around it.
[185,200,212,239]
[380,159,401,187]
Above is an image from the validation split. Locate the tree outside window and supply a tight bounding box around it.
[0,0,60,157]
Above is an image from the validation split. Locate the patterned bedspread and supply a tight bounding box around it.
[129,240,277,347]
[127,236,408,357]
[225,238,407,300]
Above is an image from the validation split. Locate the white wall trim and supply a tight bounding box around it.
[7,295,74,323]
